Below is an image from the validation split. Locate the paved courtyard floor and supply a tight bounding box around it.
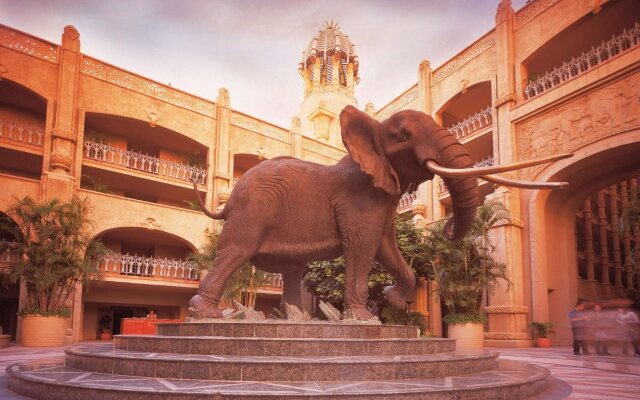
[0,342,638,399]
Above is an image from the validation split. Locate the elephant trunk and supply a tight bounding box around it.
[432,130,480,241]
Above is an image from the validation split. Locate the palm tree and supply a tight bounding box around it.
[426,200,511,324]
[0,196,107,316]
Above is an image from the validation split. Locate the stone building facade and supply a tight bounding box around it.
[1,0,639,346]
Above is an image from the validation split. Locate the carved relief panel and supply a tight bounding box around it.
[517,72,640,179]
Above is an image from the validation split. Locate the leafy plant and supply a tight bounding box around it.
[530,321,555,338]
[0,196,108,317]
[303,213,430,314]
[99,315,112,333]
[443,312,487,325]
[380,306,427,335]
[427,200,511,324]
[81,175,113,194]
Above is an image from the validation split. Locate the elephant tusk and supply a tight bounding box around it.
[425,153,573,177]
[479,174,568,189]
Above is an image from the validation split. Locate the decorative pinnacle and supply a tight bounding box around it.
[323,20,339,30]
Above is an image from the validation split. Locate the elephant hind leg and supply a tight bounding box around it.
[189,243,257,318]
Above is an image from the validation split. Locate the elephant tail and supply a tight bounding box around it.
[192,179,227,220]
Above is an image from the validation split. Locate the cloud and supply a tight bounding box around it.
[0,0,527,126]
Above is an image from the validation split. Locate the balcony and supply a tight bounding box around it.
[97,253,200,281]
[446,106,492,140]
[0,117,45,151]
[0,239,19,268]
[398,191,417,213]
[261,273,283,289]
[524,22,640,100]
[83,139,207,184]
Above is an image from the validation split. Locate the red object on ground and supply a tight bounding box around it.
[121,318,181,335]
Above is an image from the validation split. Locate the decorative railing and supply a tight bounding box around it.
[262,273,283,288]
[97,253,200,281]
[0,118,45,147]
[398,191,417,212]
[438,157,494,194]
[0,239,20,264]
[447,106,492,140]
[84,140,207,184]
[524,22,640,99]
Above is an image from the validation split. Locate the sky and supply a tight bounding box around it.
[1,0,527,128]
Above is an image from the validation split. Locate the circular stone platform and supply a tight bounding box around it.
[6,320,550,399]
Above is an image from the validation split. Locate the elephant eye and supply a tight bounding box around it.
[398,132,410,142]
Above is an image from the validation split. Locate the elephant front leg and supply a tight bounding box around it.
[342,249,376,320]
[189,244,254,318]
[376,230,416,311]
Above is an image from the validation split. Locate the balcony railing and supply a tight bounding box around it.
[398,191,417,212]
[97,253,200,281]
[84,140,207,184]
[0,118,45,147]
[0,239,20,264]
[439,157,494,194]
[262,273,283,288]
[524,22,640,99]
[447,106,492,140]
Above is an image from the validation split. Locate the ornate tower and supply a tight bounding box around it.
[298,21,359,148]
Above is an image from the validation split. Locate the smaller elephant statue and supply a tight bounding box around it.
[189,106,569,320]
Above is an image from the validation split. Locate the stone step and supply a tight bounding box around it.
[6,357,550,400]
[114,335,455,356]
[156,321,419,339]
[65,344,499,381]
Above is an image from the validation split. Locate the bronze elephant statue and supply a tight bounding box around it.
[189,106,569,320]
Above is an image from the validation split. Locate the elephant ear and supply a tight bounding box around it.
[340,106,401,195]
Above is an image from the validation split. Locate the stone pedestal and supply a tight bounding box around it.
[8,320,551,399]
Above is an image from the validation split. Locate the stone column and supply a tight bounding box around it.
[583,198,598,298]
[631,178,640,291]
[609,185,623,292]
[418,59,432,115]
[484,188,532,347]
[427,280,442,337]
[620,181,634,289]
[43,26,82,200]
[213,88,232,208]
[290,117,302,158]
[596,190,611,298]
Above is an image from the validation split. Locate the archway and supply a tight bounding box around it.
[528,130,640,344]
[0,211,23,340]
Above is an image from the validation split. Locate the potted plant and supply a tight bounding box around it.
[0,196,107,346]
[427,201,511,350]
[530,322,555,347]
[99,315,112,340]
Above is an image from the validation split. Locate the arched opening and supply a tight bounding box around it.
[535,135,640,344]
[522,0,640,99]
[0,79,46,179]
[81,113,208,209]
[233,153,266,186]
[0,212,23,340]
[81,227,198,340]
[435,81,494,216]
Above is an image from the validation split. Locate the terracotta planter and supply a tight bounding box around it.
[447,322,484,350]
[21,315,67,347]
[100,332,112,341]
[535,337,551,348]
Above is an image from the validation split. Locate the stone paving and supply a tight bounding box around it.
[1,342,639,399]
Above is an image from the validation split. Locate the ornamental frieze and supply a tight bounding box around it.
[515,0,562,30]
[0,25,58,63]
[301,137,346,161]
[230,112,290,143]
[376,85,419,121]
[517,72,640,179]
[484,332,532,340]
[431,33,495,84]
[484,305,529,314]
[81,57,215,117]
